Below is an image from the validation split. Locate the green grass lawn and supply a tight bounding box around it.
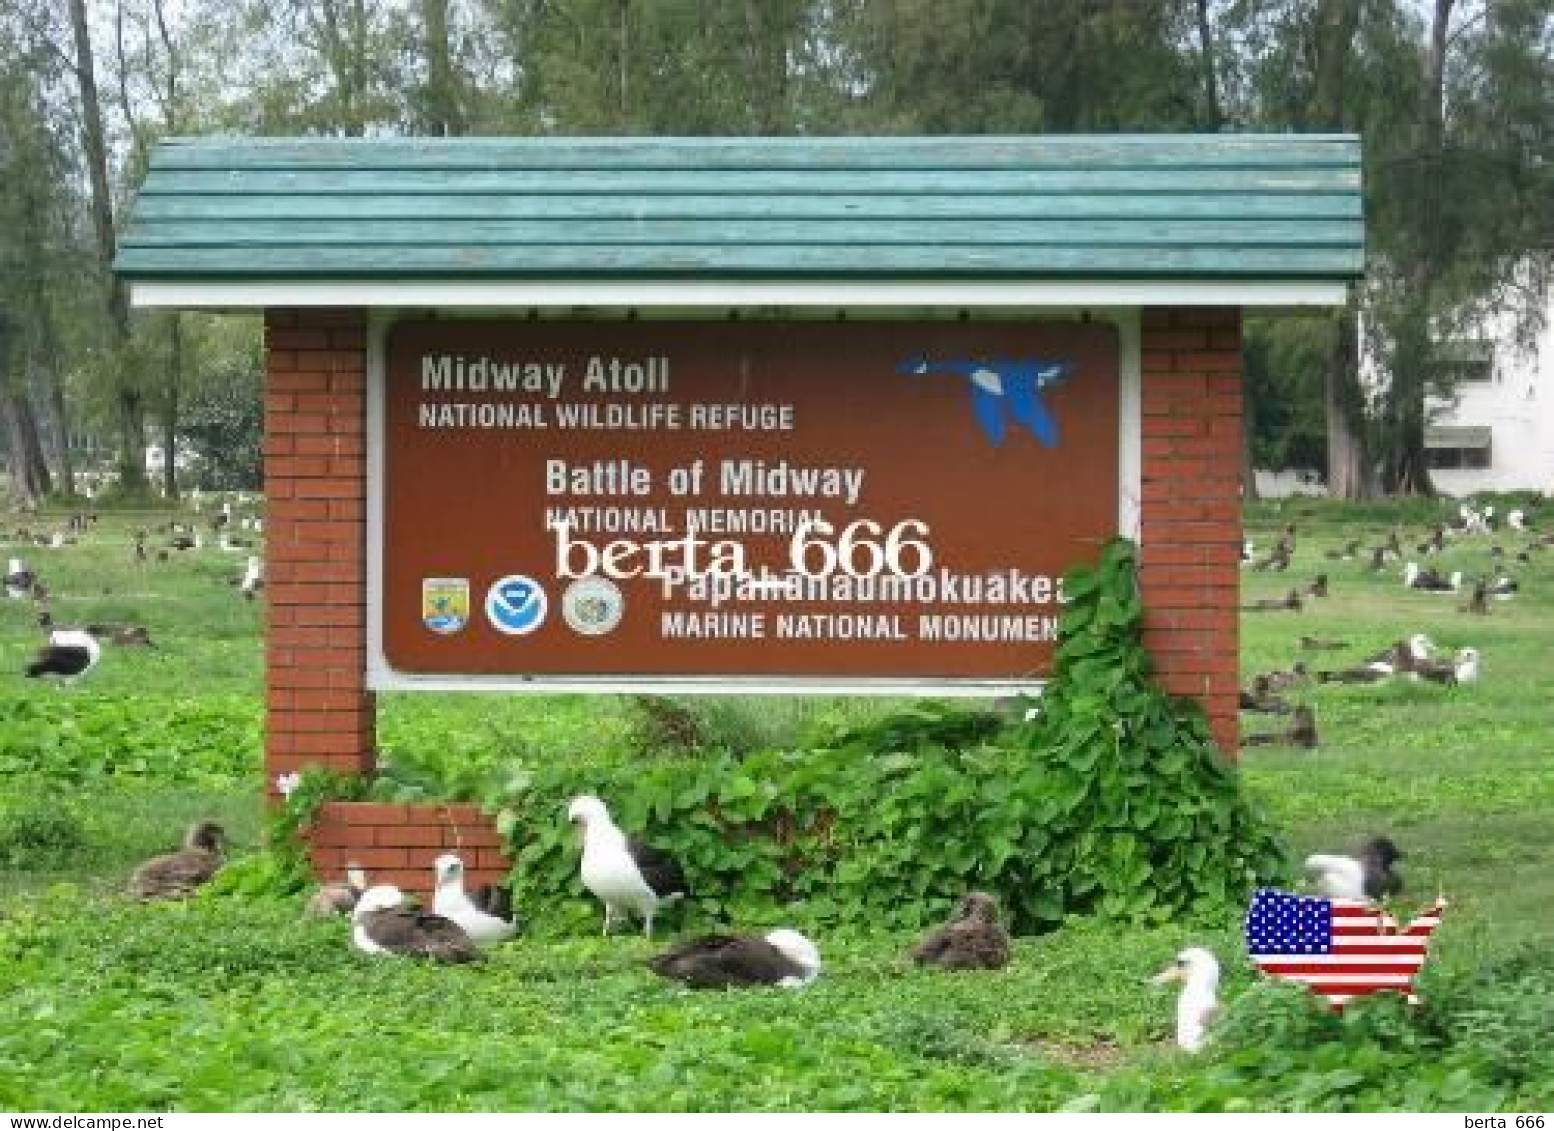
[1,501,1551,1110]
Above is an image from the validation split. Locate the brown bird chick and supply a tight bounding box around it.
[1239,675,1292,715]
[1305,573,1329,599]
[1244,588,1302,612]
[1255,661,1309,694]
[1298,635,1349,651]
[305,863,368,917]
[1460,579,1490,615]
[87,623,155,647]
[128,820,227,900]
[1240,705,1318,749]
[910,891,1012,971]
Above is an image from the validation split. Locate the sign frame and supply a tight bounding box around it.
[365,306,1142,696]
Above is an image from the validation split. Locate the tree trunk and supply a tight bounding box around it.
[1194,0,1222,131]
[1325,305,1366,499]
[615,0,631,129]
[1312,0,1368,498]
[67,0,145,492]
[421,0,463,136]
[0,317,53,506]
[162,316,183,500]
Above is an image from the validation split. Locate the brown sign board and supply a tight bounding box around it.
[378,320,1119,688]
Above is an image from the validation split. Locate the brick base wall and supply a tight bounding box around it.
[264,309,375,792]
[306,802,510,900]
[265,306,1245,883]
[1139,308,1243,751]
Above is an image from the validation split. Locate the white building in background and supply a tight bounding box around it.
[1423,288,1554,497]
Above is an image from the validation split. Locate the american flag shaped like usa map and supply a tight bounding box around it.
[1245,889,1448,1010]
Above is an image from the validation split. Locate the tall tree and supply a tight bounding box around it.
[67,0,148,492]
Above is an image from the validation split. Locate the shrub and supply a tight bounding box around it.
[496,538,1289,936]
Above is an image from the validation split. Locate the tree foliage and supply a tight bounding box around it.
[0,0,1546,497]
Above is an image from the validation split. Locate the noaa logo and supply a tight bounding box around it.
[563,577,624,636]
[484,574,548,636]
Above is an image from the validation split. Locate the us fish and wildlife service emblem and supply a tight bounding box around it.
[422,577,470,635]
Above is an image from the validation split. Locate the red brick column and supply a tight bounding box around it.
[1139,307,1243,752]
[263,309,374,792]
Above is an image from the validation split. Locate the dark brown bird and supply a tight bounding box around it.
[1244,589,1302,612]
[1240,705,1317,749]
[1460,579,1490,615]
[350,886,480,963]
[128,821,227,900]
[1304,573,1329,599]
[648,930,822,989]
[1239,675,1291,714]
[87,623,156,647]
[1298,635,1348,651]
[1252,545,1292,572]
[1254,661,1309,693]
[1324,539,1362,561]
[910,891,1012,971]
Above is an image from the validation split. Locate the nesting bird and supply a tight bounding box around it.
[1244,588,1302,612]
[1304,837,1404,902]
[431,853,520,946]
[648,929,822,989]
[305,863,368,917]
[128,820,227,900]
[351,885,479,963]
[568,794,689,938]
[1240,705,1317,749]
[25,629,102,684]
[1150,947,1221,1053]
[239,555,264,600]
[5,557,34,599]
[909,891,1011,971]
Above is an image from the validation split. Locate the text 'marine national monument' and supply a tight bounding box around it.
[115,135,1364,804]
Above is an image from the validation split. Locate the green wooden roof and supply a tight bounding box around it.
[115,135,1363,283]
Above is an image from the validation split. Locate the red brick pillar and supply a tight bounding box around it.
[263,309,374,792]
[1139,307,1243,752]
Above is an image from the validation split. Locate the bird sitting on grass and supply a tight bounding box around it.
[1305,837,1404,902]
[432,853,520,946]
[1298,635,1348,651]
[1413,647,1480,686]
[25,629,101,685]
[5,557,35,599]
[909,891,1011,971]
[305,863,368,917]
[1243,588,1302,612]
[568,795,689,938]
[1239,675,1291,715]
[351,885,479,963]
[128,820,227,900]
[648,930,821,989]
[1461,579,1491,615]
[1240,705,1317,749]
[1150,947,1221,1053]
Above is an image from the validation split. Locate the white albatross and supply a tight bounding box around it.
[568,794,689,938]
[432,853,519,946]
[1150,947,1221,1053]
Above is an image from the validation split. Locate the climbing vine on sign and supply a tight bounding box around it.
[492,537,1288,935]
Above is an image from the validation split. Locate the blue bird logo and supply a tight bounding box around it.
[899,355,1075,448]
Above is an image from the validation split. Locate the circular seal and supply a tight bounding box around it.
[484,574,548,636]
[562,576,625,636]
